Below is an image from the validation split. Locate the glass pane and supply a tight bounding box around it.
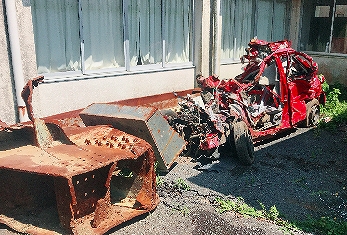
[31,0,81,74]
[256,0,288,42]
[335,4,347,17]
[221,0,252,60]
[127,0,162,66]
[331,4,347,53]
[272,0,287,41]
[81,0,125,70]
[310,4,333,52]
[164,0,192,63]
[256,0,273,41]
[315,6,330,17]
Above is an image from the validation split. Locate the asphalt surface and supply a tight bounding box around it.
[1,126,346,235]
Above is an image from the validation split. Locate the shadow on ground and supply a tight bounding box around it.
[188,127,347,224]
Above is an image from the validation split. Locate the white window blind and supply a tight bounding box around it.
[221,0,252,60]
[164,0,192,64]
[31,0,193,76]
[31,0,81,73]
[221,0,288,61]
[81,0,124,71]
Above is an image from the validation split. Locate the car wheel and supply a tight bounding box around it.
[304,99,320,127]
[231,121,255,165]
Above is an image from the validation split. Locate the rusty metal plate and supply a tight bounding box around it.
[80,103,186,172]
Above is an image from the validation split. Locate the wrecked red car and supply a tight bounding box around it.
[166,39,326,165]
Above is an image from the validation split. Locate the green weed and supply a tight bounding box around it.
[174,178,191,191]
[171,204,190,216]
[310,190,329,196]
[156,175,164,187]
[178,205,190,216]
[294,216,347,235]
[118,168,134,178]
[215,196,347,235]
[154,161,164,187]
[215,197,285,222]
[310,148,323,158]
[320,81,347,128]
[215,197,297,233]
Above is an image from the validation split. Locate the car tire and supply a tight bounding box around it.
[231,121,255,165]
[304,99,320,127]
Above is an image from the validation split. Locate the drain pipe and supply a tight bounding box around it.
[212,0,221,76]
[4,0,27,122]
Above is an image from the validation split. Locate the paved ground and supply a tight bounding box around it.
[1,126,346,235]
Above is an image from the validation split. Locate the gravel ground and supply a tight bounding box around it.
[1,126,346,235]
[111,126,347,235]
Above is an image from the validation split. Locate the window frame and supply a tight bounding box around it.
[37,0,194,81]
[301,0,347,55]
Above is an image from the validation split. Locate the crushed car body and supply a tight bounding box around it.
[0,76,160,235]
[165,39,326,165]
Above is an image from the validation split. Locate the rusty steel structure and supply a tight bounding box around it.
[79,103,186,172]
[0,76,160,234]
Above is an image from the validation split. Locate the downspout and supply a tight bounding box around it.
[4,0,27,122]
[212,0,221,75]
[328,0,337,53]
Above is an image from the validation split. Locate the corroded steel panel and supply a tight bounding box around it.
[80,103,186,172]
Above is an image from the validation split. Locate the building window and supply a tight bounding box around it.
[255,0,288,41]
[31,0,82,74]
[80,0,125,72]
[301,0,347,54]
[31,0,193,76]
[221,0,253,61]
[221,0,289,61]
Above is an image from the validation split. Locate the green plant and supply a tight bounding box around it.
[174,178,191,191]
[295,216,347,235]
[178,205,190,216]
[215,196,347,235]
[215,197,298,234]
[320,82,347,128]
[215,197,263,217]
[171,204,190,216]
[154,161,164,187]
[310,148,323,158]
[291,177,309,190]
[310,190,329,196]
[156,175,164,187]
[267,205,280,221]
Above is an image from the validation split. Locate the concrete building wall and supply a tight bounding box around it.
[288,0,301,50]
[311,54,347,87]
[0,0,17,124]
[32,68,195,118]
[194,0,211,79]
[219,63,243,79]
[16,0,37,82]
